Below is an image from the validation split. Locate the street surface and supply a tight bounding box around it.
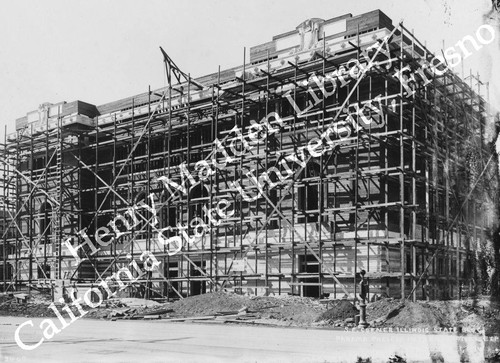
[0,317,488,362]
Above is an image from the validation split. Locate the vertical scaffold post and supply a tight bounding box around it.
[28,123,34,291]
[146,85,152,299]
[353,24,361,301]
[410,30,417,302]
[399,22,406,300]
[94,115,99,284]
[113,113,117,278]
[2,126,7,291]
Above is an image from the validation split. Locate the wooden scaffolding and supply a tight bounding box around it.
[0,10,497,302]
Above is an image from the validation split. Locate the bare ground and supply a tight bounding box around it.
[2,291,500,360]
[1,291,499,334]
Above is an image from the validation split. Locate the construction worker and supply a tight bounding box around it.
[358,269,369,328]
[359,269,368,301]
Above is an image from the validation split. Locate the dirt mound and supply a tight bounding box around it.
[167,292,325,326]
[261,301,323,325]
[0,300,54,318]
[427,300,462,327]
[385,302,449,328]
[316,300,358,322]
[366,298,450,328]
[461,313,485,333]
[249,295,324,325]
[0,293,164,320]
[366,299,470,329]
[366,298,449,328]
[365,298,500,335]
[0,298,86,319]
[170,292,247,317]
[366,298,401,321]
[2,290,498,334]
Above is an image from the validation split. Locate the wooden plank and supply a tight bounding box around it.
[163,316,216,322]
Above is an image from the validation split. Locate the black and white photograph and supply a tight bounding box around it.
[1,1,500,362]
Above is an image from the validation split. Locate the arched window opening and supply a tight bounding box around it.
[298,163,320,223]
[39,201,53,242]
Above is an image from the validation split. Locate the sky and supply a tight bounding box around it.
[0,0,498,142]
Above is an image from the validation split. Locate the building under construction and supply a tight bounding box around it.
[0,10,497,301]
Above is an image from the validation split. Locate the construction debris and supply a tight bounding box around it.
[316,300,359,323]
[1,290,500,343]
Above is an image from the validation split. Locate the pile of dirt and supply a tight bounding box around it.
[170,291,246,317]
[2,290,499,334]
[168,292,325,326]
[0,298,84,319]
[0,300,53,318]
[316,300,358,322]
[367,298,453,328]
[461,313,485,333]
[366,297,500,334]
[0,293,164,320]
[450,299,500,335]
[258,301,323,325]
[249,295,324,325]
[366,297,400,321]
[384,301,448,329]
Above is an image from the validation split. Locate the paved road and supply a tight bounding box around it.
[0,317,488,362]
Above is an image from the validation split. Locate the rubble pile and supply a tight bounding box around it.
[166,292,324,326]
[0,291,326,326]
[1,290,500,335]
[315,300,358,325]
[366,297,500,335]
[0,300,56,318]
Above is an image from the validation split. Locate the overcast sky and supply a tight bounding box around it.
[0,0,498,141]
